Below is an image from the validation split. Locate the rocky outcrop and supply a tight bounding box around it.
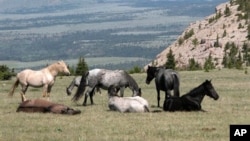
[146,2,248,69]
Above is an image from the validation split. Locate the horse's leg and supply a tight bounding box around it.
[20,84,28,100]
[83,92,89,106]
[89,89,95,105]
[46,85,52,101]
[165,90,171,99]
[83,87,95,106]
[156,88,161,107]
[42,85,48,98]
[20,92,27,102]
[120,87,125,97]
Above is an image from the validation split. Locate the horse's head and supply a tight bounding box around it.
[66,87,72,96]
[203,80,219,100]
[108,85,119,97]
[57,60,70,75]
[146,66,157,84]
[133,88,142,97]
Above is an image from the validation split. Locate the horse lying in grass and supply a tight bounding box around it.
[108,85,149,113]
[163,80,219,112]
[17,94,81,115]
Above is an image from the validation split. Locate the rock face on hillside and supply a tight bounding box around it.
[146,1,248,69]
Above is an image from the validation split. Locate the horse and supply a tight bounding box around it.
[163,80,219,112]
[66,76,82,95]
[17,93,81,115]
[145,66,180,107]
[72,68,141,106]
[108,85,149,113]
[9,60,70,100]
[66,76,101,96]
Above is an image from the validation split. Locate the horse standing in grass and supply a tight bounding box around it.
[108,85,149,113]
[163,80,219,112]
[17,93,81,115]
[66,76,101,96]
[72,69,141,106]
[9,60,70,100]
[146,66,180,107]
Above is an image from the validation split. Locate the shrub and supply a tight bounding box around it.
[0,65,14,80]
[129,66,141,74]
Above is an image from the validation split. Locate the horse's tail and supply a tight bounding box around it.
[172,72,180,97]
[8,78,19,97]
[72,72,88,102]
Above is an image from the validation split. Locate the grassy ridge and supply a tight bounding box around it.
[0,69,250,141]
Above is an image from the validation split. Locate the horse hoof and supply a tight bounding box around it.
[82,103,87,106]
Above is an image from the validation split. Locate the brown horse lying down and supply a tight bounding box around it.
[17,95,81,115]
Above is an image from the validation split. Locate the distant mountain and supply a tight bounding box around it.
[0,0,228,69]
[146,0,249,69]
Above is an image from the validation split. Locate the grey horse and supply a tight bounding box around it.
[72,69,141,106]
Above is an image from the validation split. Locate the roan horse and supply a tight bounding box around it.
[72,69,141,106]
[66,76,82,95]
[163,80,219,112]
[66,76,101,96]
[146,66,180,107]
[108,85,149,113]
[17,93,81,115]
[9,60,70,100]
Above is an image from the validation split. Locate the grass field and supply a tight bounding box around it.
[0,69,250,141]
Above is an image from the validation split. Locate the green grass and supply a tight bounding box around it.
[0,69,250,141]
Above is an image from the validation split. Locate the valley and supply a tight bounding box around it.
[0,0,228,70]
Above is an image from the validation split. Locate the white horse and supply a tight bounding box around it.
[108,85,149,113]
[9,60,70,100]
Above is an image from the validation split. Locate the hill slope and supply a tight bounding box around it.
[147,1,249,69]
[0,0,228,68]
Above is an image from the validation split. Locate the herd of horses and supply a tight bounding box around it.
[8,60,219,115]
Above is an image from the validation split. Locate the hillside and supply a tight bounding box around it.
[147,1,249,69]
[0,0,228,70]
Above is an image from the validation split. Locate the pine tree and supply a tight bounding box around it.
[187,58,201,71]
[204,53,215,72]
[75,57,89,75]
[165,49,176,69]
[224,4,231,17]
[235,52,243,69]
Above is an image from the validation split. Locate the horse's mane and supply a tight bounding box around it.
[184,82,205,97]
[46,61,62,72]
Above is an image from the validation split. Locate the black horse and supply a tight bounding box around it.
[146,66,180,107]
[163,80,219,112]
